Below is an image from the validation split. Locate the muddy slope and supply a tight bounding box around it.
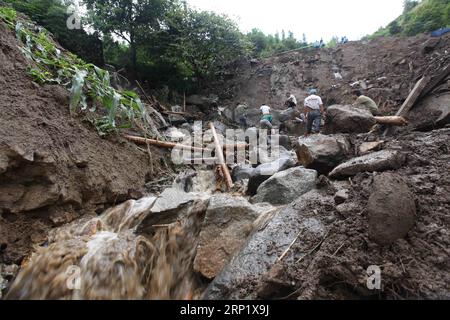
[0,22,166,264]
[208,34,449,116]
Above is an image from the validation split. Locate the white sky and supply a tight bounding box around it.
[187,0,405,42]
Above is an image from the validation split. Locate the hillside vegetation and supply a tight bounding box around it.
[371,0,450,38]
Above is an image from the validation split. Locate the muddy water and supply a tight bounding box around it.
[5,196,207,300]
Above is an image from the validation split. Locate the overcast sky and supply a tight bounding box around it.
[187,0,405,42]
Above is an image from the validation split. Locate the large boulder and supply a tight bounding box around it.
[203,190,329,299]
[368,173,416,245]
[408,93,450,130]
[194,195,274,279]
[295,134,351,174]
[247,157,297,195]
[251,167,317,205]
[325,105,376,134]
[329,150,406,179]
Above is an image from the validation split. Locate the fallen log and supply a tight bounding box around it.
[374,116,408,126]
[209,122,234,190]
[124,135,205,152]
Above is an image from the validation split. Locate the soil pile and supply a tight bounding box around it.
[0,22,168,265]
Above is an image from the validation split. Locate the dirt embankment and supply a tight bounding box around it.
[0,22,168,264]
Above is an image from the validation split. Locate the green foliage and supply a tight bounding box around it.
[8,8,149,137]
[0,6,16,26]
[245,28,310,58]
[326,36,339,48]
[161,6,250,85]
[5,0,103,65]
[370,0,450,38]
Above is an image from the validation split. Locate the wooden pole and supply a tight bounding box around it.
[124,135,206,152]
[395,76,430,117]
[209,122,234,190]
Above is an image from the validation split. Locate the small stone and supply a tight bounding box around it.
[334,189,349,205]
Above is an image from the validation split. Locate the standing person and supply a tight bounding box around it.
[304,89,324,136]
[234,103,249,128]
[352,90,379,115]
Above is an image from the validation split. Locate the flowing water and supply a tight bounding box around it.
[4,196,208,300]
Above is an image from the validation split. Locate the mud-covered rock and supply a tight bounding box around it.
[295,134,351,174]
[359,141,384,155]
[251,167,317,205]
[408,93,450,130]
[368,173,416,245]
[325,105,376,134]
[194,195,274,279]
[334,189,349,205]
[329,150,406,179]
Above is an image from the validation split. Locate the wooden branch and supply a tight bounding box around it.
[135,80,154,106]
[395,76,430,117]
[209,122,234,190]
[374,116,408,126]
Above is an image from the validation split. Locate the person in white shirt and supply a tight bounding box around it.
[260,105,271,115]
[304,89,325,136]
[259,104,273,131]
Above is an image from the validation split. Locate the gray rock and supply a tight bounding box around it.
[368,173,416,246]
[277,135,292,150]
[203,190,330,299]
[251,167,317,205]
[136,188,209,235]
[325,105,376,134]
[232,165,255,182]
[329,150,406,179]
[186,94,219,111]
[295,134,351,174]
[247,157,297,196]
[194,195,274,279]
[173,170,216,193]
[0,264,19,299]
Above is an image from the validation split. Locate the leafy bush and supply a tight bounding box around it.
[7,7,151,137]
